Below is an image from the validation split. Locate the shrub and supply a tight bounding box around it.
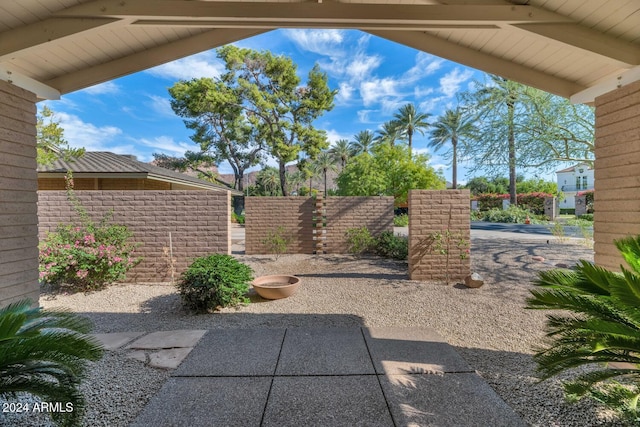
[375,231,408,260]
[393,214,409,227]
[176,254,253,312]
[39,173,141,291]
[480,206,543,224]
[476,192,553,215]
[560,208,576,215]
[527,235,640,420]
[261,226,292,259]
[345,227,376,255]
[0,300,103,427]
[232,212,245,224]
[578,213,594,221]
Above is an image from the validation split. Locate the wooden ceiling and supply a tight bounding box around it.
[1,0,638,102]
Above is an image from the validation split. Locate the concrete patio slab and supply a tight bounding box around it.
[92,331,145,350]
[262,376,394,427]
[276,327,374,375]
[130,377,271,427]
[364,327,473,375]
[126,329,207,350]
[148,348,194,370]
[173,328,285,376]
[379,372,528,427]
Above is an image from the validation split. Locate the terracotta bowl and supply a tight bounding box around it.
[252,275,301,300]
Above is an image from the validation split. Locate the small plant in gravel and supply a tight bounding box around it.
[177,254,253,313]
[0,300,103,427]
[261,226,292,260]
[345,227,376,255]
[375,231,408,260]
[39,172,141,291]
[527,235,640,420]
[549,221,568,243]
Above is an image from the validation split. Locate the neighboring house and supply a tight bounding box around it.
[556,163,594,210]
[38,151,240,194]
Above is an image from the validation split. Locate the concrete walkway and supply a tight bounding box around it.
[123,327,526,427]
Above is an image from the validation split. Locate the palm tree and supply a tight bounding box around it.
[256,167,281,196]
[374,121,401,147]
[286,169,305,195]
[429,107,476,189]
[0,300,103,426]
[527,234,640,418]
[313,151,338,195]
[349,130,375,156]
[329,139,351,169]
[393,103,431,155]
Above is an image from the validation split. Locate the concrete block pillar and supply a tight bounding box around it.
[544,197,557,220]
[0,80,39,307]
[594,79,640,270]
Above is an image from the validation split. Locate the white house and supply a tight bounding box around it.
[556,164,595,210]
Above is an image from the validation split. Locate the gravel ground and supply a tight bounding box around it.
[6,237,630,426]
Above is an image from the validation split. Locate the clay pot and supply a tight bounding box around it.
[252,275,301,299]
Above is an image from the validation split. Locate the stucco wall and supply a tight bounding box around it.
[594,79,640,270]
[38,190,230,283]
[408,190,471,282]
[0,80,39,307]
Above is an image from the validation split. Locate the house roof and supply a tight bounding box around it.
[1,1,639,104]
[38,151,240,194]
[555,164,594,174]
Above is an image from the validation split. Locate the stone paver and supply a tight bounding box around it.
[148,348,194,370]
[126,329,207,350]
[92,332,145,350]
[276,327,374,375]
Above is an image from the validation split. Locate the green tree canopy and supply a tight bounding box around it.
[392,103,431,154]
[349,130,375,156]
[336,144,445,206]
[36,106,84,165]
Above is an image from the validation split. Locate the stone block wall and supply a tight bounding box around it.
[324,196,394,253]
[408,190,471,282]
[245,197,316,254]
[594,79,640,270]
[244,196,394,255]
[0,80,39,307]
[38,190,230,283]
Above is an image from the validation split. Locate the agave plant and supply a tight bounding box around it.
[0,300,103,426]
[527,235,640,417]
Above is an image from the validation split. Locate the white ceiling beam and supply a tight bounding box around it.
[368,30,585,99]
[44,28,267,94]
[0,18,119,61]
[0,65,60,100]
[570,65,640,104]
[512,23,640,66]
[55,0,572,25]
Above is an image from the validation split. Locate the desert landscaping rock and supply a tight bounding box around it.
[464,272,484,288]
[532,255,545,262]
[24,238,623,427]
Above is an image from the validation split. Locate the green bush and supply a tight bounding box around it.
[231,212,245,224]
[578,213,594,221]
[262,226,292,259]
[375,231,408,260]
[345,227,376,255]
[393,214,409,227]
[176,254,253,312]
[560,208,576,215]
[527,235,640,420]
[479,206,544,224]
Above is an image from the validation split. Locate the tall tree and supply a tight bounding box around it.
[255,167,281,196]
[313,151,338,195]
[153,152,228,186]
[329,139,351,169]
[36,106,84,165]
[216,45,335,195]
[392,103,431,154]
[167,77,264,194]
[374,121,401,147]
[349,130,375,156]
[428,107,476,189]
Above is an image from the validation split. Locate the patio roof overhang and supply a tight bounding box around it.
[0,0,638,103]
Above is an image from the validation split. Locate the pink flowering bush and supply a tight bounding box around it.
[39,172,141,291]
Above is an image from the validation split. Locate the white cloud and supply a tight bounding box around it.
[418,96,447,114]
[146,51,224,80]
[138,136,193,157]
[357,109,376,124]
[80,81,120,95]
[360,78,401,107]
[345,54,382,82]
[326,129,351,144]
[284,29,344,55]
[56,112,125,152]
[414,86,434,98]
[404,52,444,82]
[336,82,354,105]
[439,68,474,97]
[146,95,175,118]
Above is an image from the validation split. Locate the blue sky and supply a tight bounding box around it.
[42,29,527,184]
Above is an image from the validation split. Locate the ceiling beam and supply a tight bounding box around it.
[55,0,572,25]
[44,28,267,94]
[570,65,640,104]
[0,65,60,100]
[513,23,640,66]
[0,18,119,62]
[368,30,585,99]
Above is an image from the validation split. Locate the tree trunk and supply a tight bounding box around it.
[323,169,327,195]
[279,161,288,196]
[452,136,458,189]
[507,99,517,206]
[408,130,413,155]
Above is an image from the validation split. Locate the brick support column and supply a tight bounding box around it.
[0,80,39,307]
[594,80,640,270]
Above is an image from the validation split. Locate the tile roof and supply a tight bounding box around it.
[38,151,239,194]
